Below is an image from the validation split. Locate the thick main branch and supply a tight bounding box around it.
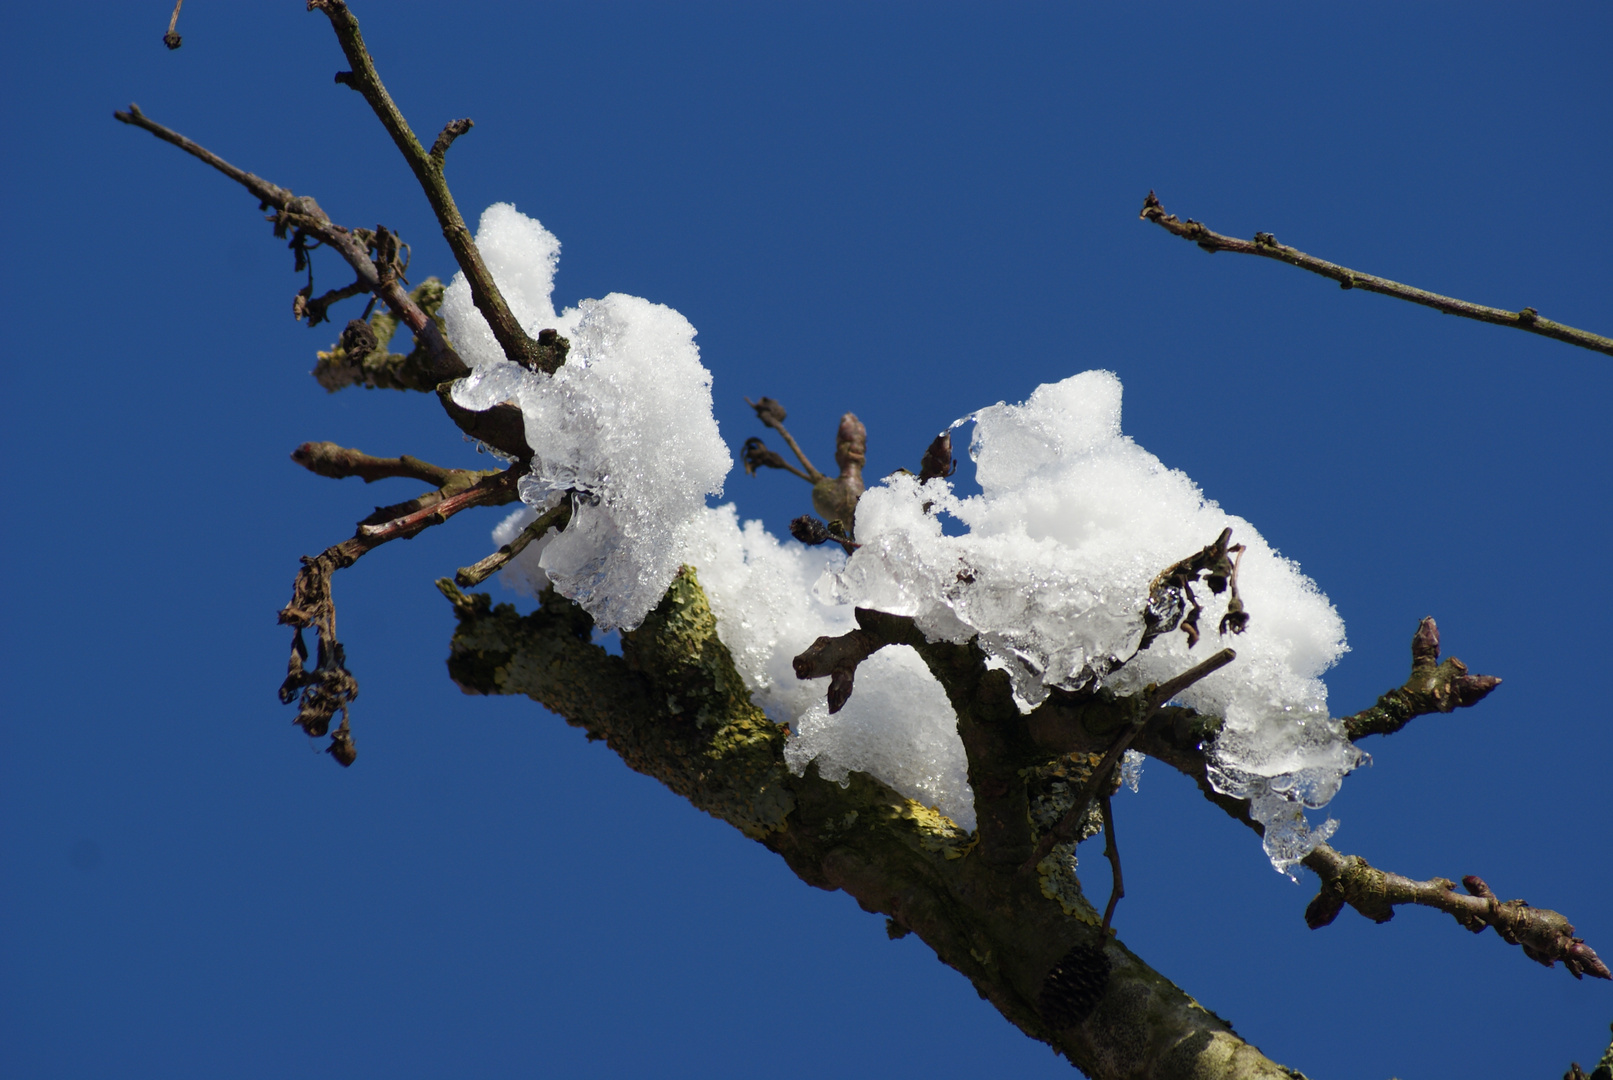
[445,570,1300,1079]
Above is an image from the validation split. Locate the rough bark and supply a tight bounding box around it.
[439,569,1307,1079]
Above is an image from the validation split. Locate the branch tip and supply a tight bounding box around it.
[1140,191,1613,357]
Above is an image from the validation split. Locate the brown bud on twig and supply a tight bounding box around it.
[339,318,378,359]
[742,437,789,476]
[746,396,788,427]
[812,413,867,531]
[790,515,832,546]
[919,430,957,483]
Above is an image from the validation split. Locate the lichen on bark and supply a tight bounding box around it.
[439,567,1303,1079]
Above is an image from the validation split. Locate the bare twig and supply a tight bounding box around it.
[1126,664,1605,981]
[278,462,524,762]
[290,441,481,487]
[744,397,825,481]
[1140,191,1613,357]
[1340,617,1501,740]
[741,437,812,481]
[1304,847,1610,981]
[164,0,183,49]
[1022,648,1236,873]
[456,499,572,588]
[113,105,469,384]
[309,0,559,374]
[1099,793,1124,931]
[428,118,474,170]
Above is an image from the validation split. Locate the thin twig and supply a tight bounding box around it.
[456,499,573,587]
[113,105,468,383]
[309,0,556,373]
[290,441,494,487]
[1022,648,1236,873]
[164,0,183,49]
[1099,794,1124,931]
[745,397,825,481]
[1140,191,1613,358]
[357,468,520,540]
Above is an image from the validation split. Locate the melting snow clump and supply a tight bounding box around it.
[454,207,1359,870]
[443,204,731,632]
[824,371,1363,873]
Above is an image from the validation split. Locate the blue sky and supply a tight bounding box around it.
[3,3,1609,1077]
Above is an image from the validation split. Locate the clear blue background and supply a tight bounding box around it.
[3,3,1609,1077]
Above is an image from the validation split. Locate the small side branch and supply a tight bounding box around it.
[1304,847,1610,981]
[793,608,925,713]
[291,441,481,487]
[1098,793,1124,931]
[309,0,557,374]
[113,105,469,384]
[428,118,474,170]
[1341,617,1500,740]
[744,397,825,481]
[278,462,523,762]
[1128,696,1609,982]
[456,499,572,588]
[1140,191,1613,357]
[1022,649,1236,873]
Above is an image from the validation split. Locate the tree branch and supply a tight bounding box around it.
[1303,848,1609,980]
[278,462,523,761]
[443,568,1304,1079]
[290,441,477,487]
[455,499,572,588]
[1140,191,1613,357]
[113,104,470,385]
[308,0,559,374]
[1340,616,1501,740]
[745,396,825,481]
[1125,660,1608,982]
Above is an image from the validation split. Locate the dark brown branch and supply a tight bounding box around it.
[1303,848,1610,981]
[741,437,811,481]
[1140,191,1613,358]
[1341,617,1501,740]
[1127,685,1608,982]
[1098,793,1124,931]
[291,441,485,487]
[299,278,371,327]
[1022,649,1236,873]
[428,118,474,170]
[309,0,558,374]
[164,0,184,49]
[456,499,573,588]
[278,463,524,761]
[113,104,470,385]
[793,607,925,713]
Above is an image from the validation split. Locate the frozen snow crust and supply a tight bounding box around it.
[456,205,1361,870]
[825,371,1363,871]
[443,204,732,632]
